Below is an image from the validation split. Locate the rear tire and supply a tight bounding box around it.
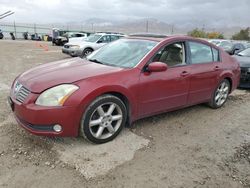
[209,79,230,109]
[80,94,127,144]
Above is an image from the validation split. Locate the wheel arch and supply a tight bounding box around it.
[103,91,132,127]
[84,46,94,51]
[219,72,234,93]
[78,85,137,126]
[223,77,233,93]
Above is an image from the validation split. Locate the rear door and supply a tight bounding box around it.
[187,41,222,105]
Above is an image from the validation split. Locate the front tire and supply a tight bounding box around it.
[80,95,127,144]
[209,79,230,109]
[80,48,93,58]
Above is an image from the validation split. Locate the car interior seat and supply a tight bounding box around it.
[159,47,182,66]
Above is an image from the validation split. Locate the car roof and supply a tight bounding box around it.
[126,36,165,42]
[95,32,124,36]
[125,35,207,42]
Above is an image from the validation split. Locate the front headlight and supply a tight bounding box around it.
[35,84,79,107]
[70,45,80,49]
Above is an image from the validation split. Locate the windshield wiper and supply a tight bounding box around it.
[88,59,104,64]
[88,58,120,67]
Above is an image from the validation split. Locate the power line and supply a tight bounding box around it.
[0,11,15,20]
[0,10,11,17]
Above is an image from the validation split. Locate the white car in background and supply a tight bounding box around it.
[62,33,124,57]
[68,33,90,43]
[54,32,91,46]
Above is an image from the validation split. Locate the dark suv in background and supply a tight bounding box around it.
[0,29,3,39]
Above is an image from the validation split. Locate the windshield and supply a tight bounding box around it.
[87,39,157,68]
[210,41,220,45]
[244,43,250,48]
[62,32,71,37]
[238,48,250,57]
[218,41,233,50]
[85,34,102,43]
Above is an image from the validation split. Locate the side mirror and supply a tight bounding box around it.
[97,40,103,43]
[147,62,168,72]
[233,49,241,55]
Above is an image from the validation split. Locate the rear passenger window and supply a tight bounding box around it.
[189,42,213,64]
[99,35,111,43]
[212,48,220,62]
[110,35,119,41]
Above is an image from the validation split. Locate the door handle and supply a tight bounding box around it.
[214,66,220,71]
[180,71,190,77]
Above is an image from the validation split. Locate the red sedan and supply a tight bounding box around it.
[9,36,240,144]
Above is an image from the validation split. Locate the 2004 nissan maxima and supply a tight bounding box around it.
[8,36,240,144]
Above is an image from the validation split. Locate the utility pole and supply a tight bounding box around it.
[202,24,205,32]
[34,23,36,33]
[146,20,149,33]
[13,20,17,37]
[171,24,174,34]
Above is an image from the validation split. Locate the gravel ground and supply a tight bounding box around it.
[0,40,249,188]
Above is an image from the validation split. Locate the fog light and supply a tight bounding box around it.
[53,124,62,132]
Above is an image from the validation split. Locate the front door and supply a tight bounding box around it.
[138,41,190,118]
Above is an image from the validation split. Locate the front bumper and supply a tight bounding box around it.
[62,48,79,57]
[62,47,82,57]
[8,94,82,137]
[239,67,250,88]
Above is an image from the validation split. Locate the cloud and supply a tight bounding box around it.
[0,0,249,27]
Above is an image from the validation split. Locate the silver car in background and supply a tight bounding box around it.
[62,33,124,57]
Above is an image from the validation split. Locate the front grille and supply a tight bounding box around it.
[13,82,30,103]
[241,69,248,75]
[16,86,30,103]
[240,68,250,84]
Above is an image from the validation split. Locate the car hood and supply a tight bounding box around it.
[18,58,124,93]
[66,41,94,46]
[69,37,86,43]
[56,36,66,39]
[233,55,250,67]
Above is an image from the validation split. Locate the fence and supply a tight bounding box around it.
[0,22,91,39]
[0,22,53,39]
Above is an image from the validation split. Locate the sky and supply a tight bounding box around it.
[0,0,249,28]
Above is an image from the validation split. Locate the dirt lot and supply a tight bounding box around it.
[0,40,249,188]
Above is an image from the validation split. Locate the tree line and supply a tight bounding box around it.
[188,27,250,40]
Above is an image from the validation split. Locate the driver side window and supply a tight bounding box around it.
[152,42,186,67]
[98,35,111,43]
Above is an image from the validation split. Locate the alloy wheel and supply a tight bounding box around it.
[215,81,230,106]
[83,49,93,57]
[89,102,123,140]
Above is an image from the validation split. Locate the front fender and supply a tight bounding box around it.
[65,82,138,122]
